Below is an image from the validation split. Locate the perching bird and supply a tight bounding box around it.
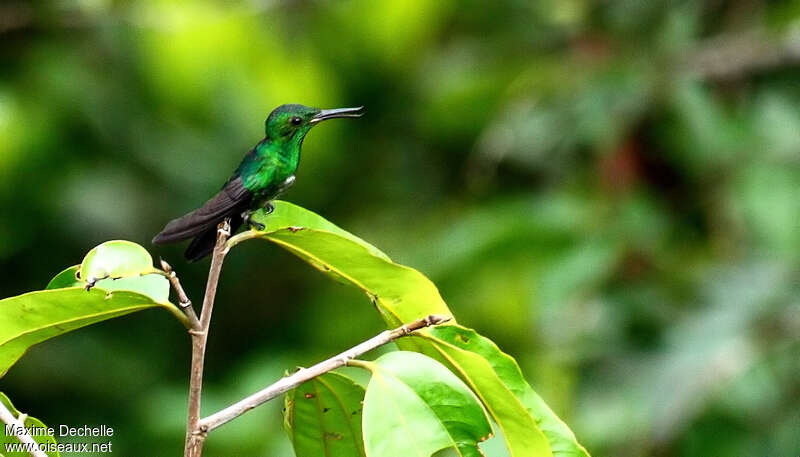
[152,104,363,261]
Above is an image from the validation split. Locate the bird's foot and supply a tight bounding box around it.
[241,210,265,231]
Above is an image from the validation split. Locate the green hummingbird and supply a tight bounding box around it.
[153,104,363,261]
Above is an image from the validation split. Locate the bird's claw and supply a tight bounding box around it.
[241,210,266,231]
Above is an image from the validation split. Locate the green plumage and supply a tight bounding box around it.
[153,104,363,261]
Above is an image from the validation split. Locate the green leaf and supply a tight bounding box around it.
[247,202,451,327]
[0,288,173,378]
[45,266,81,290]
[256,202,390,261]
[284,372,366,457]
[419,326,590,457]
[1,240,183,377]
[47,265,170,303]
[0,392,59,456]
[93,275,170,304]
[78,240,160,286]
[358,351,492,457]
[241,201,590,457]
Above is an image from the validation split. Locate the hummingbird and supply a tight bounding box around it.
[152,104,363,261]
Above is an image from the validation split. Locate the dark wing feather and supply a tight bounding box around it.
[152,176,252,244]
[183,216,244,262]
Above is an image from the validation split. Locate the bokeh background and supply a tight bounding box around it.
[1,1,799,456]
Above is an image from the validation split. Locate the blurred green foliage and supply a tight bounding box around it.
[1,1,798,456]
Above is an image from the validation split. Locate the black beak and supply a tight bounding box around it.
[310,106,364,124]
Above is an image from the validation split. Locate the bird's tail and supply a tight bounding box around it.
[183,217,243,262]
[153,185,251,261]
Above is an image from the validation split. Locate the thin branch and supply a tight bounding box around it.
[184,220,231,457]
[0,400,49,457]
[159,259,201,330]
[686,28,800,80]
[198,314,451,432]
[225,228,263,253]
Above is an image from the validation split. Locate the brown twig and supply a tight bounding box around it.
[198,314,451,432]
[184,220,231,457]
[160,259,201,331]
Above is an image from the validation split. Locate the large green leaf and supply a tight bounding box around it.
[247,202,451,327]
[1,241,181,377]
[0,288,172,378]
[0,392,59,456]
[359,351,492,457]
[284,372,366,457]
[419,326,590,457]
[244,201,590,457]
[255,202,390,261]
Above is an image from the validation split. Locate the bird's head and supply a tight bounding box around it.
[264,104,363,147]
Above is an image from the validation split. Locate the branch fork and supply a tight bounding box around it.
[165,222,451,457]
[198,313,451,433]
[3,221,451,457]
[160,259,200,331]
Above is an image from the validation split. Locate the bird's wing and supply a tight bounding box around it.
[152,176,252,244]
[183,215,244,262]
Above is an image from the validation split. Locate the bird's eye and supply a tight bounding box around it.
[290,116,302,126]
